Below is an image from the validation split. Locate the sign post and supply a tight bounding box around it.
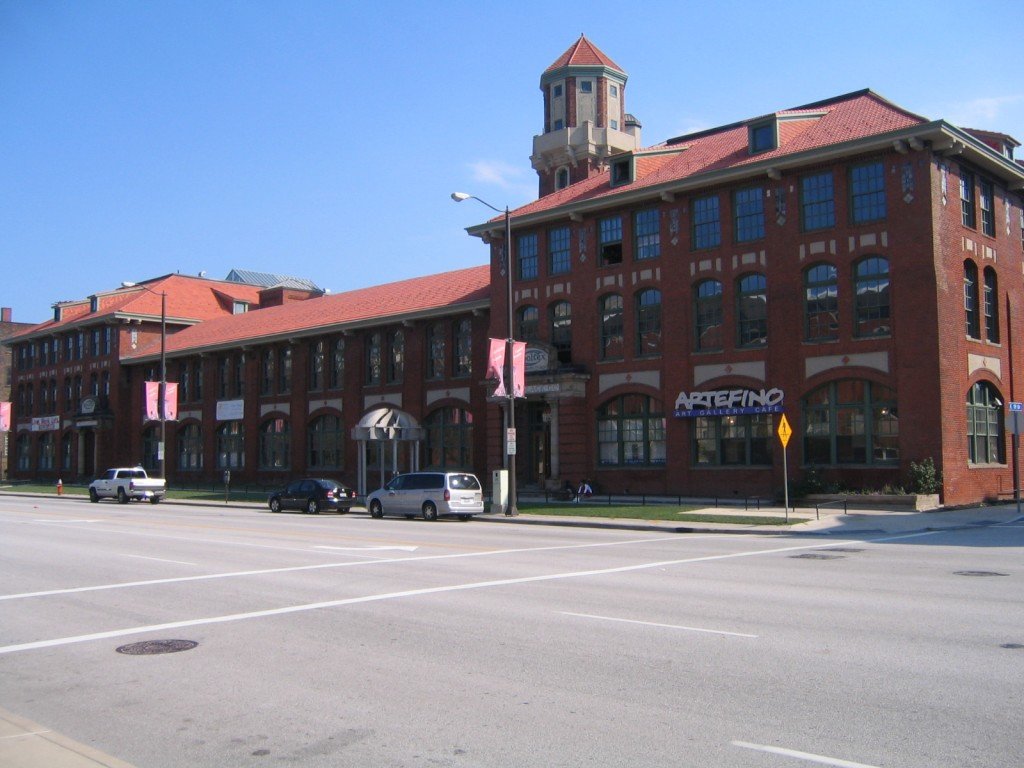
[777,413,793,522]
[1008,403,1023,517]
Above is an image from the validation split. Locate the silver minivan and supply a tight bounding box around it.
[366,472,484,520]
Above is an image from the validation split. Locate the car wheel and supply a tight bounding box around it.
[150,496,161,504]
[369,499,384,519]
[306,498,320,515]
[269,498,282,513]
[117,488,128,505]
[89,488,99,503]
[422,502,438,521]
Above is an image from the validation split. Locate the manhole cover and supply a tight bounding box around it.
[953,571,1008,577]
[1001,643,1024,650]
[116,639,198,655]
[790,553,845,560]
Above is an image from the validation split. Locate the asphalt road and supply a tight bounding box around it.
[1,495,1022,767]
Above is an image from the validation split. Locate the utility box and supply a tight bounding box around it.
[491,469,508,515]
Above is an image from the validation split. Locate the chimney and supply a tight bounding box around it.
[1,307,11,323]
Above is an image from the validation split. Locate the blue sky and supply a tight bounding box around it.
[2,0,1022,324]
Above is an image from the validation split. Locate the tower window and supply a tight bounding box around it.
[555,168,569,190]
[580,80,593,94]
[553,84,562,98]
[553,119,564,131]
[609,85,618,98]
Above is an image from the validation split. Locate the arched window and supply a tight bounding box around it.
[556,167,569,190]
[178,423,203,471]
[16,433,31,471]
[597,395,666,466]
[983,267,999,343]
[60,431,73,471]
[388,330,405,383]
[854,257,890,337]
[635,289,661,356]
[216,421,245,469]
[366,332,382,384]
[424,407,474,469]
[599,294,624,360]
[278,347,292,393]
[964,260,980,339]
[427,323,446,380]
[454,318,473,377]
[308,414,343,470]
[550,301,572,365]
[805,263,838,341]
[803,380,898,465]
[517,306,539,343]
[694,280,723,351]
[260,349,275,395]
[967,382,1004,464]
[141,426,160,471]
[259,417,290,470]
[737,273,767,347]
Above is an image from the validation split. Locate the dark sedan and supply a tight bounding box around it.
[268,478,356,514]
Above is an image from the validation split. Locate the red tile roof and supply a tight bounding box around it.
[124,265,490,360]
[544,35,624,74]
[510,90,926,219]
[8,274,263,341]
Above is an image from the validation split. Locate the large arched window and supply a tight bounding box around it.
[259,417,290,471]
[60,430,73,472]
[260,349,275,395]
[635,289,661,356]
[736,273,767,347]
[178,423,203,471]
[967,381,1004,464]
[805,263,839,341]
[694,413,772,466]
[216,421,245,469]
[599,294,624,360]
[550,301,572,365]
[388,330,405,383]
[964,260,980,339]
[278,347,292,393]
[330,338,345,389]
[308,414,343,470]
[16,433,31,471]
[424,407,474,469]
[309,340,325,391]
[803,380,898,465]
[694,280,723,352]
[37,432,55,470]
[854,257,890,337]
[597,395,666,466]
[517,306,539,343]
[366,332,382,384]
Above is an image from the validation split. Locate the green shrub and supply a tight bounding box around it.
[908,458,942,495]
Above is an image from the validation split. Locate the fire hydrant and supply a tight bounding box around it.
[57,478,63,495]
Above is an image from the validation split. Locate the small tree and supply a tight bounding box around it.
[908,458,942,495]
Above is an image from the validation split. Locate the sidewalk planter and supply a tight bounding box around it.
[804,493,941,512]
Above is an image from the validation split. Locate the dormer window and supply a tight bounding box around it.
[89,296,99,312]
[749,121,777,154]
[610,157,633,187]
[53,305,62,322]
[232,301,249,315]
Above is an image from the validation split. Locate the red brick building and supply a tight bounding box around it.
[466,36,1024,506]
[6,36,1024,507]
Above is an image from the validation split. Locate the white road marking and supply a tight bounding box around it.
[562,611,757,638]
[125,555,197,566]
[314,545,419,552]
[732,740,881,767]
[0,730,52,741]
[0,533,938,656]
[32,519,100,524]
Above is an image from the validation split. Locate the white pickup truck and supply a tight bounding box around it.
[89,467,167,504]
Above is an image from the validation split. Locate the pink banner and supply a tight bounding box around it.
[144,382,179,421]
[0,401,10,432]
[145,382,160,421]
[486,338,507,397]
[511,341,526,398]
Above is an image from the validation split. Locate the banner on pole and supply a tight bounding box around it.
[486,338,507,397]
[511,341,526,398]
[145,382,179,421]
[0,401,10,432]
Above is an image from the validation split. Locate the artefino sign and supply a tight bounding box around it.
[674,387,784,418]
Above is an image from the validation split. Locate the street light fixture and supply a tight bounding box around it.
[122,281,167,479]
[451,192,518,516]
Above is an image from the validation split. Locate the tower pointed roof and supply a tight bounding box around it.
[544,35,624,74]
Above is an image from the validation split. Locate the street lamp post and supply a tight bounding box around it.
[451,192,518,516]
[123,282,167,479]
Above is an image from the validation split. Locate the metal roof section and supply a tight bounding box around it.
[224,268,322,291]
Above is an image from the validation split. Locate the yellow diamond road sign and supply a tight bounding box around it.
[777,413,792,448]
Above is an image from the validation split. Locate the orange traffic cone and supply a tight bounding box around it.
[57,478,63,495]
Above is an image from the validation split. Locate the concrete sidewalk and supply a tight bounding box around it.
[0,708,135,768]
